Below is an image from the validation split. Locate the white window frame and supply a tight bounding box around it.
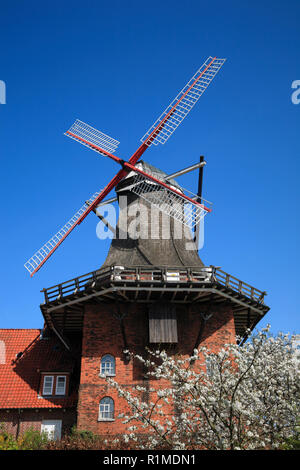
[98,397,114,421]
[55,375,67,395]
[100,355,115,377]
[43,375,54,395]
[41,420,62,440]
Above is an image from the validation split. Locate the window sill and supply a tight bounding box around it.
[39,395,67,398]
[98,418,115,422]
[98,374,116,378]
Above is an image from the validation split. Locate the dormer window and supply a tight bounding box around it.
[40,373,69,397]
[43,376,54,395]
[55,376,67,395]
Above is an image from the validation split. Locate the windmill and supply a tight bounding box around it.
[24,56,226,277]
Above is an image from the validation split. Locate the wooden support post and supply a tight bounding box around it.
[247,307,251,330]
[114,302,130,361]
[190,294,214,362]
[194,155,205,243]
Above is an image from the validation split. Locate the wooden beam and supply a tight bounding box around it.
[114,303,130,361]
[191,294,214,357]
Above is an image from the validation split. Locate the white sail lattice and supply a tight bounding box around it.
[65,119,120,155]
[129,174,211,230]
[141,57,226,146]
[24,191,102,275]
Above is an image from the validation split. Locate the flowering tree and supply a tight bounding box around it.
[106,326,300,450]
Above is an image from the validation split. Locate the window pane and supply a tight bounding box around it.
[43,376,53,395]
[55,376,66,395]
[100,355,115,375]
[99,397,114,420]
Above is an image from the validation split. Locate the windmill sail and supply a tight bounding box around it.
[129,173,212,231]
[25,56,225,276]
[141,57,226,146]
[65,120,120,156]
[24,191,101,276]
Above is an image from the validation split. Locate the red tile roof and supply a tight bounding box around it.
[0,329,77,409]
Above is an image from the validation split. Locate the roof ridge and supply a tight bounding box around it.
[0,328,41,331]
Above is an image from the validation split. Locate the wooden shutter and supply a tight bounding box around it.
[148,304,178,343]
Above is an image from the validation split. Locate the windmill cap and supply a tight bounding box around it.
[116,160,183,194]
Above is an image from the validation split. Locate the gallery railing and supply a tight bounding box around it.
[41,265,266,305]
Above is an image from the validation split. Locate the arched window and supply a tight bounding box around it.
[100,354,115,376]
[99,397,114,421]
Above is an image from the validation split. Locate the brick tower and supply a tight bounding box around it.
[40,161,269,435]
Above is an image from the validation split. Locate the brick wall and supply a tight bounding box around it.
[77,301,236,435]
[0,408,76,438]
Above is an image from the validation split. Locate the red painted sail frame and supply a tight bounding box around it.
[25,57,225,276]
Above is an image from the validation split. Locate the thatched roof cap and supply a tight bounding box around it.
[101,161,204,268]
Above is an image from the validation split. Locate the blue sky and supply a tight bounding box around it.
[0,0,299,335]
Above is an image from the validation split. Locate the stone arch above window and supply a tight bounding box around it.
[100,354,116,376]
[98,396,114,421]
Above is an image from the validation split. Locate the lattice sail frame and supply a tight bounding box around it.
[130,174,212,230]
[65,119,120,155]
[141,57,226,146]
[25,56,226,277]
[24,191,102,275]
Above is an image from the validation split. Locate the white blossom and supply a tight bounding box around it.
[106,326,300,450]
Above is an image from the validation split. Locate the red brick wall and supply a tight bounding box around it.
[77,302,236,435]
[0,409,76,438]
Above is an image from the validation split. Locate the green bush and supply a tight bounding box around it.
[18,428,49,450]
[281,435,300,450]
[44,431,145,450]
[0,423,49,450]
[0,424,19,450]
[70,426,97,441]
[0,422,164,450]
